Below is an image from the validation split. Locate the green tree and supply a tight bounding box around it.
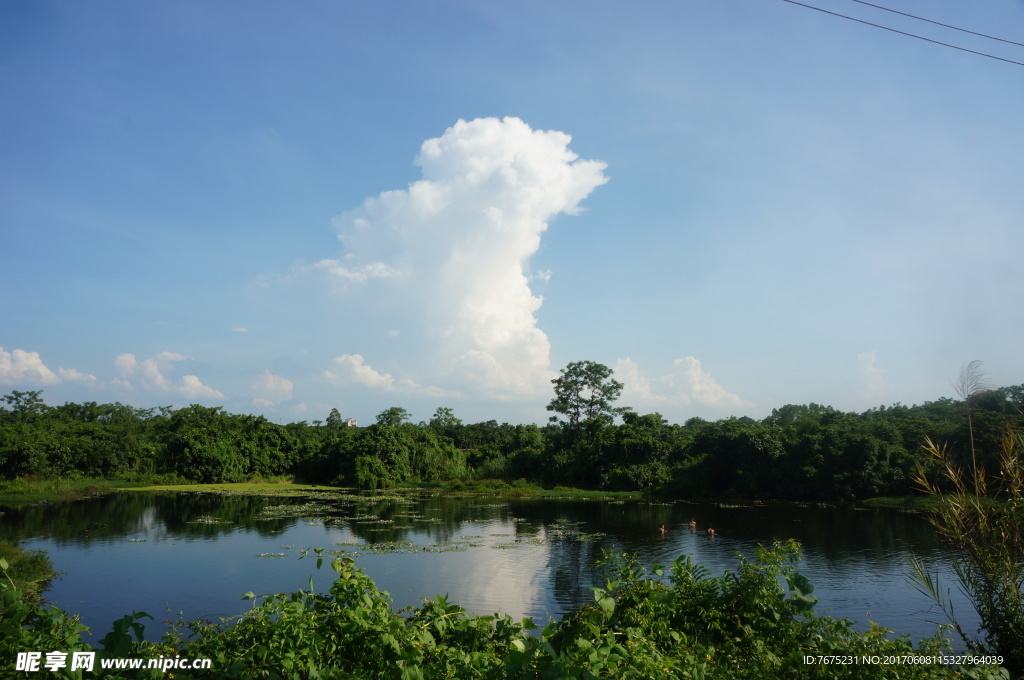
[546,360,625,430]
[349,424,413,488]
[0,390,48,422]
[427,407,462,440]
[375,406,411,427]
[325,408,344,429]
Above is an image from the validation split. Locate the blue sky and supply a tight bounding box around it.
[2,0,1022,426]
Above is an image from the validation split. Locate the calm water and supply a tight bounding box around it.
[1,490,978,647]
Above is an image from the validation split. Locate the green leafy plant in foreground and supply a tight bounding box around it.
[3,542,1011,679]
[141,540,1005,679]
[1,559,159,679]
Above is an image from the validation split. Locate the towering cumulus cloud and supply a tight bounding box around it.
[323,117,608,398]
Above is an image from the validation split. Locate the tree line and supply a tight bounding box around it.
[2,361,1022,500]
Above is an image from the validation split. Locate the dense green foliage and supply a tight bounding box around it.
[0,542,1008,679]
[3,367,1024,500]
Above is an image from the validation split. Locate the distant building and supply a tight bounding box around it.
[345,418,358,427]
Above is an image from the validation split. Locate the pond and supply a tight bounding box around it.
[1,489,978,649]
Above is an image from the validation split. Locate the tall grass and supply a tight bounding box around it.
[912,430,1024,676]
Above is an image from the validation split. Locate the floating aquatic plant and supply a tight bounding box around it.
[187,516,232,525]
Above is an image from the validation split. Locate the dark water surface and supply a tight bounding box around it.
[1,490,977,647]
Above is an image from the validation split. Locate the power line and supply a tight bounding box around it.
[778,0,1024,67]
[847,0,1024,48]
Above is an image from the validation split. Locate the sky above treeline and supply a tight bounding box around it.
[2,0,1022,426]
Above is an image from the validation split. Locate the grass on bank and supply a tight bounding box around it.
[0,475,324,502]
[859,495,1009,513]
[124,476,321,496]
[1,474,647,502]
[858,496,942,511]
[0,476,170,504]
[7,475,945,505]
[423,478,644,499]
[0,541,59,599]
[0,476,933,506]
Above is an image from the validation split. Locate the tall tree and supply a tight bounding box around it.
[325,408,344,429]
[375,406,412,427]
[428,407,462,441]
[0,390,48,421]
[547,361,625,429]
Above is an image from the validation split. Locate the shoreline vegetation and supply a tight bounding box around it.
[0,476,650,504]
[0,474,947,510]
[2,358,1024,507]
[2,367,1023,505]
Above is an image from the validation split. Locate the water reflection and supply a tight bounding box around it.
[2,491,974,647]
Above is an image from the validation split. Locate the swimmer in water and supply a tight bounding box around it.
[659,524,666,535]
[706,525,715,537]
[688,518,696,531]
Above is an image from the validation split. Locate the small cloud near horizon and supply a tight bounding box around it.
[113,351,223,400]
[1,345,99,388]
[615,356,751,412]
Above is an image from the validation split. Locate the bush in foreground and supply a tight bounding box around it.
[3,542,1010,679]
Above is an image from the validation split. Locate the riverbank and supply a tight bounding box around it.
[857,496,940,511]
[0,540,59,598]
[3,475,940,506]
[0,476,647,503]
[0,477,157,504]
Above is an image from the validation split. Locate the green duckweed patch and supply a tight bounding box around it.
[187,516,233,525]
[859,496,943,512]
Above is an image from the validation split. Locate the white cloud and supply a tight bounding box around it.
[674,357,748,408]
[179,374,225,400]
[0,346,99,388]
[321,117,608,399]
[615,356,750,411]
[112,351,223,400]
[615,357,668,405]
[305,258,400,284]
[232,327,249,333]
[114,353,138,378]
[156,351,187,362]
[57,367,99,384]
[323,354,396,390]
[0,346,61,386]
[323,354,451,398]
[858,351,887,404]
[251,370,294,403]
[140,357,168,388]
